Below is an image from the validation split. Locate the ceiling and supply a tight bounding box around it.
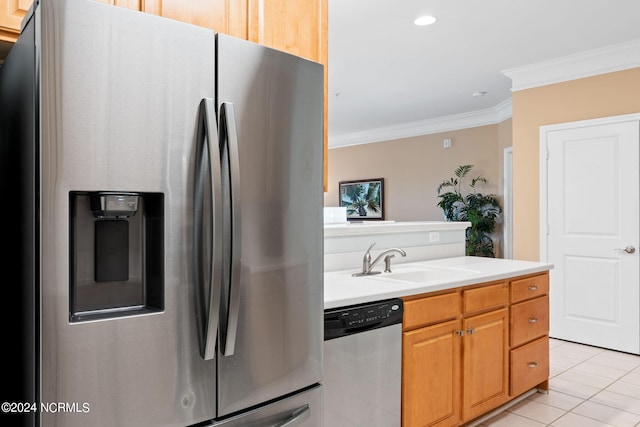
[328,0,640,147]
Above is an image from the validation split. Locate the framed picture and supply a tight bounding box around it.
[339,178,385,220]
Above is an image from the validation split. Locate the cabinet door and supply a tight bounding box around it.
[144,0,247,38]
[403,320,461,427]
[247,0,325,62]
[462,308,509,421]
[94,0,141,10]
[0,0,32,42]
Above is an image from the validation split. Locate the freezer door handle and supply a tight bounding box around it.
[219,102,242,357]
[273,405,310,427]
[194,98,223,361]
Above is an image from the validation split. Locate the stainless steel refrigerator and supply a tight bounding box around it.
[0,1,324,426]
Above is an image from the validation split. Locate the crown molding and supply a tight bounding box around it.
[503,39,640,92]
[329,99,512,148]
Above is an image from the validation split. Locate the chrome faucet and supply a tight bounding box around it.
[353,242,407,276]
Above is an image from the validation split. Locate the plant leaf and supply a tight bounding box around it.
[437,164,501,257]
[454,164,473,178]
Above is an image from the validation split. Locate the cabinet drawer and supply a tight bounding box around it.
[510,336,549,396]
[511,274,549,303]
[403,292,460,331]
[463,282,509,314]
[511,296,549,347]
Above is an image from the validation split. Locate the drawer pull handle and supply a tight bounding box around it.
[466,328,475,335]
[528,317,538,323]
[528,285,538,291]
[528,362,538,368]
[455,329,465,337]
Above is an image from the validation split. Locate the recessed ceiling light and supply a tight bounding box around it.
[414,15,437,26]
[472,91,488,97]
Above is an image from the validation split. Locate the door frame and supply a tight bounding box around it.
[503,147,513,259]
[539,112,640,263]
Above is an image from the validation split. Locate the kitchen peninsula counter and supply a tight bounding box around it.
[324,255,554,426]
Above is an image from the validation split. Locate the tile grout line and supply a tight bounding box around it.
[548,341,640,425]
[498,340,640,426]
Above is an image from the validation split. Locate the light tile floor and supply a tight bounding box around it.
[481,338,640,427]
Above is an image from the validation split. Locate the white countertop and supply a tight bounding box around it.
[324,256,553,309]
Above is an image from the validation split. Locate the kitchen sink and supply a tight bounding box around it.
[371,265,481,284]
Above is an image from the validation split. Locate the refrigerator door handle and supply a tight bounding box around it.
[194,98,223,361]
[273,405,311,427]
[219,102,242,356]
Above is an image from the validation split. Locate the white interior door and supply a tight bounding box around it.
[542,117,640,354]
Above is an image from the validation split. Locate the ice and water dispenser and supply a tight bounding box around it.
[69,192,164,322]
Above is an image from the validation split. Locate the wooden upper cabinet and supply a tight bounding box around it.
[1,0,328,189]
[0,0,248,39]
[247,0,325,62]
[0,0,32,42]
[0,0,143,43]
[248,0,328,190]
[144,0,247,39]
[94,0,141,11]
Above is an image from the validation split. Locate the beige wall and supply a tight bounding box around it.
[512,67,640,261]
[325,123,508,227]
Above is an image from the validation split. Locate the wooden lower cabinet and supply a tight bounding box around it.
[404,292,459,331]
[402,272,550,426]
[511,295,549,347]
[462,309,509,421]
[510,336,549,396]
[403,320,462,427]
[402,308,509,427]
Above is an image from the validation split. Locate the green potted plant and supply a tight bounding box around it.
[437,165,502,257]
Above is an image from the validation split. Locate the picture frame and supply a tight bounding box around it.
[339,178,385,220]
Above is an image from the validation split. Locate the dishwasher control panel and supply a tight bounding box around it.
[341,301,401,326]
[324,298,404,340]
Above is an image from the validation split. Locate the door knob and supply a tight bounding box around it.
[614,245,636,254]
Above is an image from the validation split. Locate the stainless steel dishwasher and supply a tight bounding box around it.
[323,298,404,426]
